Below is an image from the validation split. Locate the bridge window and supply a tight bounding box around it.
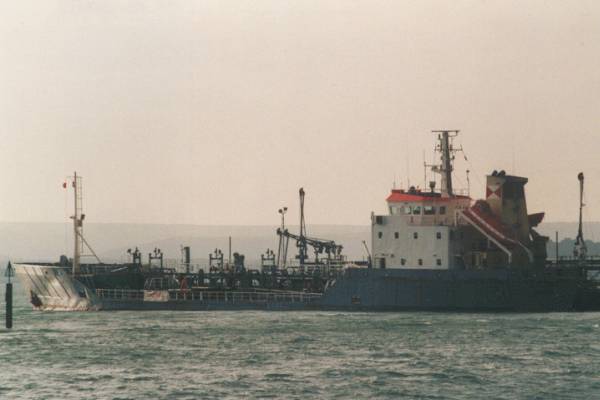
[439,206,446,215]
[479,239,487,251]
[423,205,435,215]
[412,206,422,215]
[436,258,442,266]
[394,232,399,239]
[401,258,406,265]
[436,232,442,239]
[378,232,383,239]
[418,259,423,266]
[413,232,418,239]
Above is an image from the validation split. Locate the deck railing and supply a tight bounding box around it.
[95,288,322,303]
[95,288,145,300]
[168,290,322,303]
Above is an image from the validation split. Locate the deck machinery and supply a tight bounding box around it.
[12,131,600,311]
[15,175,347,310]
[276,188,345,274]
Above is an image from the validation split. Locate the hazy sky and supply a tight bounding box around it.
[1,1,599,226]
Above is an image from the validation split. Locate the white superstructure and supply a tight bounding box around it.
[371,130,548,270]
[371,189,471,269]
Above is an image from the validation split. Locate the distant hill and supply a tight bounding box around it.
[536,222,600,242]
[546,238,600,259]
[0,222,371,266]
[536,222,600,258]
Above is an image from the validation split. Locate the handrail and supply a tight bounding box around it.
[95,288,322,303]
[95,288,145,300]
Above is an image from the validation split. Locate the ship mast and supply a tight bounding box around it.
[298,188,308,268]
[72,172,82,275]
[574,172,587,260]
[431,130,460,197]
[68,172,101,275]
[276,206,288,268]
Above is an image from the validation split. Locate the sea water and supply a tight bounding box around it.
[1,279,599,399]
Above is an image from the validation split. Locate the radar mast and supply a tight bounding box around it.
[431,130,461,197]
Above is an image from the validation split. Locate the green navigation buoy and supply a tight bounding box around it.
[5,261,14,329]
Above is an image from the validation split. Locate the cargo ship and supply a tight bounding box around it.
[14,131,600,311]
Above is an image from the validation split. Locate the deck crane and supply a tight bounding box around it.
[276,188,344,270]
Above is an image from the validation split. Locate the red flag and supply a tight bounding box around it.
[62,182,67,189]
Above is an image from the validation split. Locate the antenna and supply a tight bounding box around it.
[511,132,516,174]
[406,150,410,188]
[431,130,462,197]
[423,149,427,189]
[423,144,438,192]
[228,236,232,269]
[466,169,471,197]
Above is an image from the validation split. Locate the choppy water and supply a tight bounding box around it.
[1,279,600,399]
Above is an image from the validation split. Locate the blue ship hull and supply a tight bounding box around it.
[319,268,585,312]
[15,263,598,312]
[97,268,591,312]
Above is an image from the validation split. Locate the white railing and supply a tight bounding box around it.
[95,288,144,300]
[168,290,322,303]
[95,288,322,303]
